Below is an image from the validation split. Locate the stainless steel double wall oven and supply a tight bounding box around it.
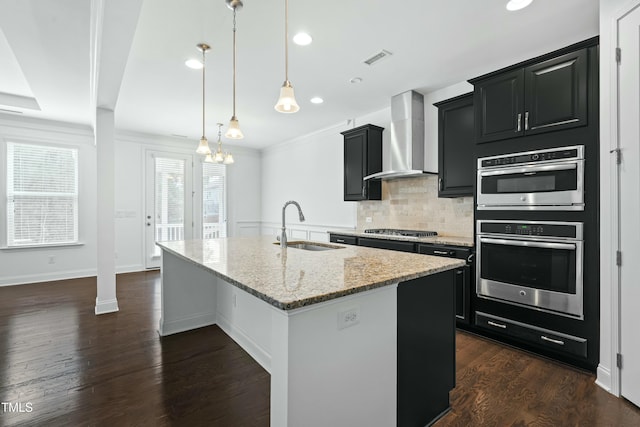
[476,146,585,319]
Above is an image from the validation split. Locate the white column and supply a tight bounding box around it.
[95,107,119,315]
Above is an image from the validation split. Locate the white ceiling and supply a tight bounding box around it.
[0,0,598,149]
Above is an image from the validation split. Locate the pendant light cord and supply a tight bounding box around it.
[284,0,289,82]
[232,9,237,117]
[202,46,206,139]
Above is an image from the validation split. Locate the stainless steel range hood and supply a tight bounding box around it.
[364,90,436,181]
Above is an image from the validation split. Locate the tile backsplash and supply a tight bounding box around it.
[357,175,473,238]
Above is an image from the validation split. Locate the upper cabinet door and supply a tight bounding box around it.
[474,69,524,144]
[436,93,475,197]
[343,128,367,201]
[342,124,383,201]
[524,48,588,135]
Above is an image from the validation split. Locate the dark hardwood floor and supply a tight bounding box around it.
[0,271,638,426]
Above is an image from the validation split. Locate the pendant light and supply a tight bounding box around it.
[210,123,235,165]
[195,43,212,155]
[274,0,300,113]
[225,0,244,139]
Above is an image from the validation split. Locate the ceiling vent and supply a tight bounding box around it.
[363,49,392,66]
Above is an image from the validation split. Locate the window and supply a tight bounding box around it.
[6,142,79,247]
[202,163,226,238]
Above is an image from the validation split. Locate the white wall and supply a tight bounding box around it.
[0,115,262,285]
[113,131,262,272]
[260,82,473,237]
[597,0,629,395]
[0,115,97,285]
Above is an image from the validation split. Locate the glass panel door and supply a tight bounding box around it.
[145,152,193,269]
[202,162,227,238]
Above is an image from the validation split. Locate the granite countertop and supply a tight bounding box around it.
[157,236,464,311]
[328,230,474,247]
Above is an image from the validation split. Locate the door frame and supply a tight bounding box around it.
[601,0,640,397]
[143,149,196,269]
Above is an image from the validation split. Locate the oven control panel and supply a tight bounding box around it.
[479,221,579,239]
[479,146,582,168]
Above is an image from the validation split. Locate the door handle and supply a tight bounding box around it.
[517,113,522,132]
[525,111,529,130]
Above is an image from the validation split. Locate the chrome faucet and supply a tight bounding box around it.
[281,200,305,247]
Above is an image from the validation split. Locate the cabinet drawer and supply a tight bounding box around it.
[358,237,415,253]
[476,312,587,358]
[329,234,357,245]
[417,244,471,260]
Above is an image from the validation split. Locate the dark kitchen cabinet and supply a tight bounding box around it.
[417,243,473,326]
[358,237,415,253]
[341,124,383,201]
[434,93,475,197]
[328,234,357,245]
[472,47,589,144]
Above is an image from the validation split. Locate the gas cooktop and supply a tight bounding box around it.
[363,229,438,238]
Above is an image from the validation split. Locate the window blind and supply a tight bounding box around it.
[202,163,226,238]
[7,142,79,247]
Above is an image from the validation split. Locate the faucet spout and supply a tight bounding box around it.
[281,200,305,248]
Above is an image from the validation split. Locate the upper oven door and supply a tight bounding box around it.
[477,160,584,210]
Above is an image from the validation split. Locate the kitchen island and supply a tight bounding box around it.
[157,236,464,427]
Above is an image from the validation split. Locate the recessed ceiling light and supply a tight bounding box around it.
[185,59,203,69]
[350,77,363,84]
[506,0,533,11]
[310,97,324,104]
[293,32,312,46]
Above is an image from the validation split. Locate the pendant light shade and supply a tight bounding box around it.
[223,153,235,164]
[274,0,299,113]
[225,2,244,139]
[226,116,243,139]
[275,80,300,113]
[204,151,215,163]
[196,136,211,155]
[195,43,212,155]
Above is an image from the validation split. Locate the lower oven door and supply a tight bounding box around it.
[476,236,583,319]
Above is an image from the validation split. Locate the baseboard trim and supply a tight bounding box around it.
[596,364,613,394]
[0,269,97,287]
[217,312,272,373]
[95,297,119,315]
[116,264,145,274]
[158,312,217,337]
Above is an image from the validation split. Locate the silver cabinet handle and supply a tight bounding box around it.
[525,111,529,130]
[362,184,366,197]
[439,178,443,191]
[336,239,345,243]
[433,250,450,255]
[488,320,507,329]
[517,113,522,132]
[541,335,565,346]
[479,237,576,251]
[479,162,577,177]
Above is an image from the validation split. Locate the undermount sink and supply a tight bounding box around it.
[274,241,344,251]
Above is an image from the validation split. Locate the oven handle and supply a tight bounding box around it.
[479,237,576,251]
[479,162,577,177]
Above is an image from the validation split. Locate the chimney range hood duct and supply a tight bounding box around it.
[364,90,436,181]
